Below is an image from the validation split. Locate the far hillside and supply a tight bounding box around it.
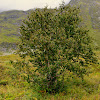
[69,0,100,49]
[0,10,29,51]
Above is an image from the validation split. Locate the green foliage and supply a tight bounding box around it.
[17,4,97,94]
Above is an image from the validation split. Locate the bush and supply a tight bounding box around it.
[17,3,97,94]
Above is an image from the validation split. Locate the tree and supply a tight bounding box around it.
[18,4,97,93]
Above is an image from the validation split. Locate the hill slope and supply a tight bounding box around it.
[0,10,28,51]
[69,0,100,48]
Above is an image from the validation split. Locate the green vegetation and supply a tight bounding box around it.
[0,53,100,99]
[69,0,100,49]
[17,4,97,94]
[0,10,29,48]
[0,0,100,100]
[0,10,28,51]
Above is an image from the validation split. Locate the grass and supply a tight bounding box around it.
[0,10,27,49]
[0,51,100,100]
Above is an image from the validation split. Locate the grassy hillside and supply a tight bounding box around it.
[69,0,100,49]
[0,52,100,100]
[0,10,29,51]
[0,1,100,99]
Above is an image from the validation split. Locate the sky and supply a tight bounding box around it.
[0,0,71,11]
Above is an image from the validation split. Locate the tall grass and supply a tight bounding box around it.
[0,53,100,100]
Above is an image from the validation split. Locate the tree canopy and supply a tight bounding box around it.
[18,4,97,93]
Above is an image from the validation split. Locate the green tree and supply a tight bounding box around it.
[18,4,97,93]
